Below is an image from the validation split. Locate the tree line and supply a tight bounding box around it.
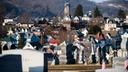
[74,4,126,19]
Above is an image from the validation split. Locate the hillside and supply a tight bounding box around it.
[1,0,128,18]
[97,0,128,16]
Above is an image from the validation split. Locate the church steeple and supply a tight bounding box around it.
[64,0,70,16]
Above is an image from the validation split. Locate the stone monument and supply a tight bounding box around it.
[0,49,47,72]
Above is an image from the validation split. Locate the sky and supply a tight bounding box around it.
[89,0,108,3]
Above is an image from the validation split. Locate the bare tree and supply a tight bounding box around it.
[17,12,31,23]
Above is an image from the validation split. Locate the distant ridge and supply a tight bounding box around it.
[1,0,128,18]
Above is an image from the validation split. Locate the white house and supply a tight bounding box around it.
[104,23,117,31]
[126,15,128,19]
[124,15,128,24]
[73,16,80,23]
[3,19,14,26]
[7,28,14,35]
[114,17,120,23]
[82,14,90,21]
[18,23,34,28]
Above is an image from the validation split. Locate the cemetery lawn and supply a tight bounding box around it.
[48,64,112,72]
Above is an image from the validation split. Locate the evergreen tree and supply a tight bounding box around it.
[74,4,83,17]
[93,6,102,18]
[0,3,7,40]
[0,3,6,25]
[88,25,101,34]
[117,9,126,19]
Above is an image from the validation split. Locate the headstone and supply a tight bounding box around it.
[66,42,76,64]
[120,32,128,57]
[113,57,125,68]
[96,57,128,72]
[3,44,8,50]
[96,68,127,72]
[59,41,67,64]
[1,49,47,72]
[0,55,22,72]
[23,42,34,50]
[59,55,67,64]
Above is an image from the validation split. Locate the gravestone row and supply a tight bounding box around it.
[96,57,128,72]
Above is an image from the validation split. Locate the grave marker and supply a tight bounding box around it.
[1,49,47,72]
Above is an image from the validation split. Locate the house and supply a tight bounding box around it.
[37,17,49,25]
[87,11,93,17]
[124,15,128,24]
[18,23,34,28]
[104,23,117,31]
[3,19,14,26]
[114,17,120,23]
[89,17,104,26]
[82,14,90,21]
[73,16,80,23]
[126,15,128,19]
